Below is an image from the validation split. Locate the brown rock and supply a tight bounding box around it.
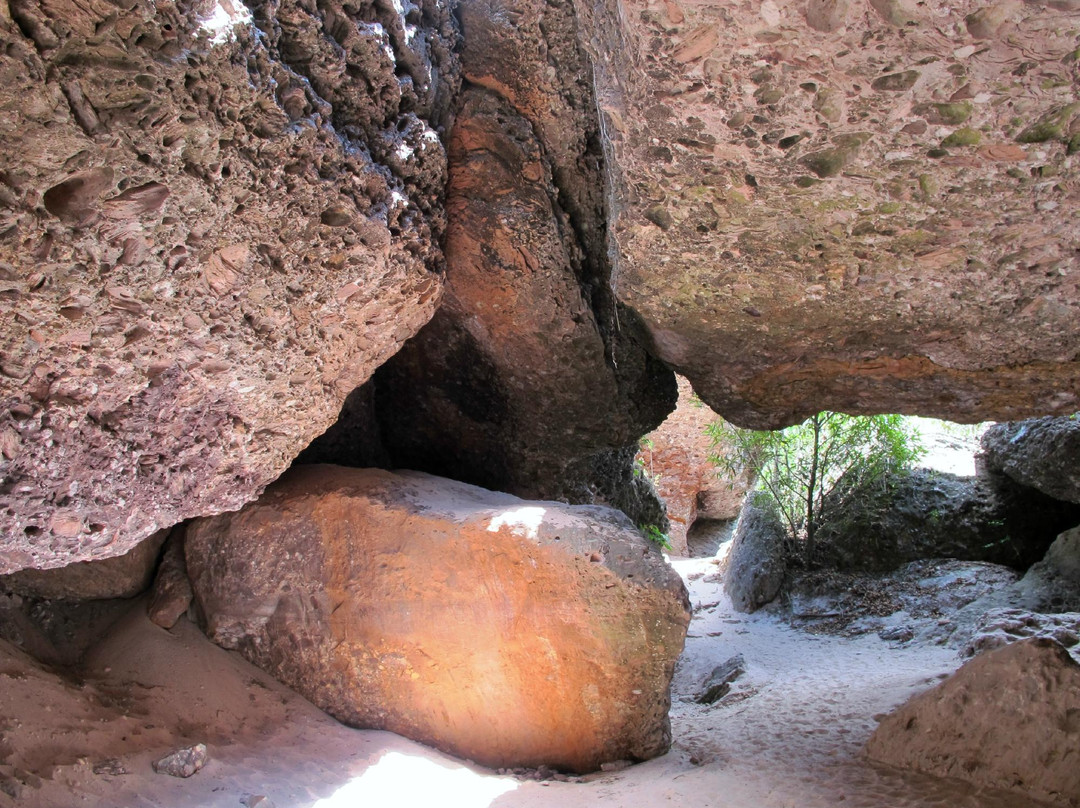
[369,5,676,511]
[590,0,1080,427]
[866,639,1080,807]
[185,465,690,773]
[0,529,166,600]
[147,529,193,630]
[0,0,459,573]
[636,377,752,555]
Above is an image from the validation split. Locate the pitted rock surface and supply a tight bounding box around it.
[0,0,458,572]
[593,0,1080,427]
[185,465,691,773]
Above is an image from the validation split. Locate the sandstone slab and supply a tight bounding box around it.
[185,465,691,773]
[867,638,1080,807]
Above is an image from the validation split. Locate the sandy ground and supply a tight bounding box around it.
[1,549,1048,808]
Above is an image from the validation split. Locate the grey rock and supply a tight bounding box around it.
[696,654,746,704]
[153,744,208,778]
[724,496,789,613]
[811,469,1080,573]
[966,609,1080,663]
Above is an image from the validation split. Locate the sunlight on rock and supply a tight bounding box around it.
[486,506,546,540]
[199,0,253,44]
[906,417,993,477]
[311,751,518,808]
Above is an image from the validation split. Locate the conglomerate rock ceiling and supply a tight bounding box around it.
[2,0,1079,571]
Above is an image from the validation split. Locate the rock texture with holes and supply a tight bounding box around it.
[185,465,691,773]
[867,638,1080,807]
[0,0,457,572]
[595,0,1080,427]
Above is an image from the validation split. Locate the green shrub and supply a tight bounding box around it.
[708,413,924,562]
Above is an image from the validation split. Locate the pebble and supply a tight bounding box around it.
[152,744,209,778]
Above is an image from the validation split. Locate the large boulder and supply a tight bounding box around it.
[591,0,1080,427]
[981,417,1080,505]
[363,0,678,508]
[723,494,789,612]
[811,469,1080,572]
[0,0,457,573]
[184,465,690,773]
[867,638,1080,807]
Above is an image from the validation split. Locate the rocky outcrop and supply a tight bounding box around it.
[811,469,1080,572]
[146,529,192,630]
[636,376,752,555]
[966,609,1080,663]
[364,0,676,507]
[867,638,1080,807]
[592,0,1080,427]
[0,0,458,573]
[185,465,691,773]
[724,495,789,612]
[982,417,1080,504]
[0,528,166,600]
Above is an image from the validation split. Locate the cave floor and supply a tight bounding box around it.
[0,555,1044,808]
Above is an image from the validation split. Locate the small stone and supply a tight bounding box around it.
[241,796,277,808]
[871,70,920,92]
[153,744,208,778]
[644,205,674,230]
[92,759,128,776]
[800,133,869,178]
[879,625,914,643]
[1016,103,1080,144]
[696,653,746,704]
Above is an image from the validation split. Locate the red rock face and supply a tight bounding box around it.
[636,376,752,554]
[185,465,691,773]
[371,0,677,505]
[375,87,675,500]
[0,0,457,572]
[590,0,1080,427]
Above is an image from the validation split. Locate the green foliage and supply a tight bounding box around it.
[639,523,673,551]
[707,412,924,561]
[634,436,660,483]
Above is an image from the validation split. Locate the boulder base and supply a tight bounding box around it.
[867,638,1080,807]
[723,496,789,613]
[185,466,690,773]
